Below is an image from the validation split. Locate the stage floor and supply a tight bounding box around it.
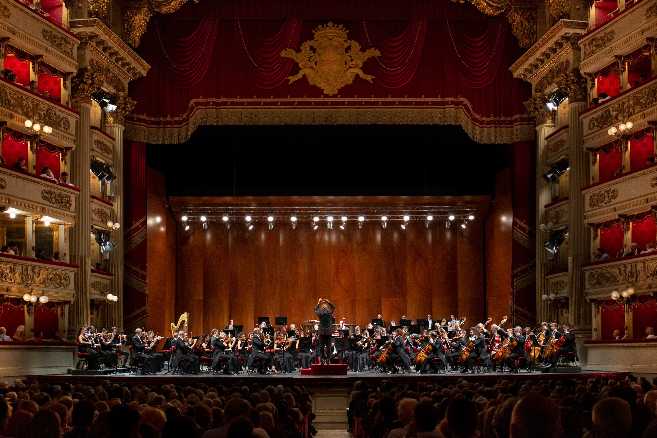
[32,369,622,387]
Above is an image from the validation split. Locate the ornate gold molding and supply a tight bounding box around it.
[647,2,657,19]
[0,2,11,19]
[91,279,111,295]
[71,65,105,101]
[281,23,380,96]
[587,81,657,132]
[556,69,588,102]
[0,261,72,291]
[547,0,570,19]
[588,187,618,209]
[0,83,72,133]
[41,29,74,58]
[535,60,570,93]
[584,254,657,297]
[123,0,191,47]
[460,0,537,48]
[89,0,111,23]
[581,30,615,59]
[112,91,136,125]
[524,93,551,124]
[41,189,73,211]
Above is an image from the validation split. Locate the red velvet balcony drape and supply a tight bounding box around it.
[0,303,25,338]
[630,131,654,172]
[41,0,64,26]
[596,70,621,98]
[634,297,657,339]
[598,144,622,183]
[599,221,624,258]
[37,72,62,102]
[600,301,624,340]
[130,0,529,122]
[3,53,31,86]
[35,145,61,179]
[593,0,617,29]
[2,131,29,169]
[631,214,656,251]
[33,304,58,338]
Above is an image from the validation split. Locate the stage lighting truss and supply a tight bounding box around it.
[174,208,478,234]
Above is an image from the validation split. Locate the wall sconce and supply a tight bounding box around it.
[607,121,634,137]
[106,220,120,230]
[24,119,52,134]
[23,293,48,304]
[106,293,118,302]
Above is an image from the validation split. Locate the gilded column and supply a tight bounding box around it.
[69,97,92,333]
[566,78,590,331]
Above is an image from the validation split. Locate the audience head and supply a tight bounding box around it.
[510,392,560,438]
[445,398,478,438]
[414,399,439,433]
[396,398,417,425]
[591,396,632,438]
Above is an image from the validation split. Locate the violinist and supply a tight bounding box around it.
[210,329,232,374]
[77,326,101,370]
[389,329,411,373]
[506,326,525,372]
[274,331,294,373]
[98,328,118,368]
[247,328,272,373]
[110,327,129,367]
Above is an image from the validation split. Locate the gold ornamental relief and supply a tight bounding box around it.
[281,22,380,96]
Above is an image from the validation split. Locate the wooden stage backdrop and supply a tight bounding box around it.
[168,197,488,334]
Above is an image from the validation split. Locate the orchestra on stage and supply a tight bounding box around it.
[75,299,578,375]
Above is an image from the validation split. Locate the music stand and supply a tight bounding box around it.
[416,319,429,329]
[400,319,412,327]
[222,329,235,337]
[257,317,270,326]
[409,325,421,335]
[234,325,244,335]
[275,316,288,326]
[372,319,383,326]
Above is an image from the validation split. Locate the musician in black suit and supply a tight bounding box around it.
[315,298,335,364]
[132,328,156,374]
[172,331,200,374]
[247,329,271,372]
[506,326,526,372]
[389,329,411,372]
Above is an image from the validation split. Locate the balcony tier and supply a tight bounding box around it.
[583,252,657,299]
[0,254,76,301]
[546,271,569,298]
[0,0,79,74]
[90,269,112,300]
[580,0,657,76]
[583,164,657,223]
[90,127,113,163]
[90,195,114,229]
[0,78,78,149]
[581,77,657,150]
[0,166,78,222]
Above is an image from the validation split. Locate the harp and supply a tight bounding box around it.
[170,312,189,337]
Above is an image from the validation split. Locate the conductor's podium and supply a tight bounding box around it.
[301,363,348,375]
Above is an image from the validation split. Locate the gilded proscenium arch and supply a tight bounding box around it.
[125,97,535,145]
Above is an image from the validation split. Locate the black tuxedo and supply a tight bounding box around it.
[172,338,199,374]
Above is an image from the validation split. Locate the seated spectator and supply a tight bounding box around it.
[438,399,478,438]
[12,157,27,173]
[414,400,440,437]
[0,327,13,342]
[388,398,417,438]
[510,393,561,438]
[594,248,609,262]
[589,397,632,438]
[623,243,640,257]
[641,243,657,255]
[1,245,15,255]
[646,327,657,340]
[60,172,71,185]
[39,166,57,182]
[12,325,25,342]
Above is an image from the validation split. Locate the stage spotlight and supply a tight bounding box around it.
[400,223,406,230]
[247,223,254,231]
[290,216,297,229]
[358,215,365,229]
[468,214,475,221]
[181,215,188,222]
[222,215,229,222]
[313,216,320,223]
[202,222,208,230]
[339,223,346,230]
[460,223,467,229]
[381,216,388,229]
[184,225,190,231]
[341,215,348,222]
[267,215,274,230]
[200,215,207,222]
[426,215,434,221]
[403,215,410,222]
[327,216,334,229]
[155,216,162,224]
[327,216,334,222]
[245,215,252,222]
[312,224,319,231]
[448,214,455,221]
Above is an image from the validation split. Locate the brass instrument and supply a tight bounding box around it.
[171,312,189,337]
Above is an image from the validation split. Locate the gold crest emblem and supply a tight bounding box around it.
[281,22,380,96]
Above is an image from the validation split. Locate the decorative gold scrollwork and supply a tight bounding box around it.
[41,189,73,211]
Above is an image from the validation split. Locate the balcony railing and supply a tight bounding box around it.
[583,251,657,299]
[580,0,657,76]
[546,271,569,298]
[0,253,76,301]
[582,163,657,223]
[0,1,78,75]
[0,165,78,223]
[545,126,569,164]
[581,77,657,150]
[0,78,78,150]
[90,269,112,301]
[90,195,114,229]
[90,128,114,163]
[544,198,569,228]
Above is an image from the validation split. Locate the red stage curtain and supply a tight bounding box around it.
[2,132,29,169]
[35,146,61,179]
[600,301,625,340]
[37,72,61,102]
[598,144,622,183]
[41,0,64,26]
[634,298,657,340]
[155,15,219,87]
[599,221,624,258]
[596,70,620,99]
[238,17,302,89]
[631,214,656,251]
[0,303,25,339]
[593,0,617,28]
[628,54,651,88]
[130,0,530,122]
[33,305,58,338]
[362,16,428,88]
[3,53,31,86]
[630,131,654,172]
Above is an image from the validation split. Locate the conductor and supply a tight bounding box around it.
[314,297,335,364]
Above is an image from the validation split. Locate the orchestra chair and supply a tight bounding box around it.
[75,352,89,370]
